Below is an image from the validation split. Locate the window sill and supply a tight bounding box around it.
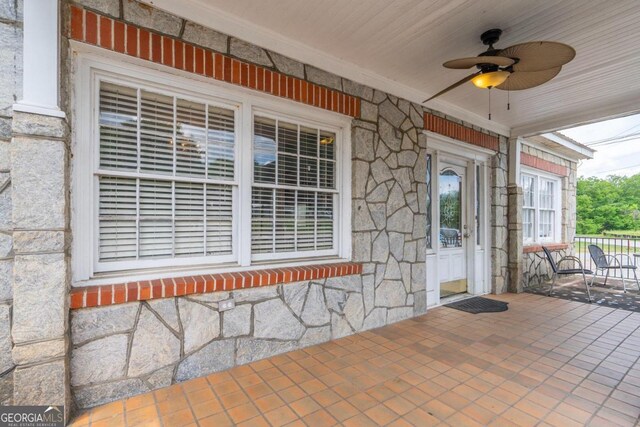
[523,243,569,254]
[70,262,362,310]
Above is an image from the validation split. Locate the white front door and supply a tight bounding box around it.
[438,162,468,298]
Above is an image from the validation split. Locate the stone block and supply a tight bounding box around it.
[378,118,401,151]
[379,100,405,128]
[232,286,278,302]
[359,100,378,123]
[387,207,413,233]
[13,230,65,254]
[362,275,375,314]
[230,38,273,67]
[147,299,180,333]
[254,298,304,340]
[369,203,386,230]
[352,160,369,199]
[74,378,147,409]
[413,291,427,315]
[182,21,228,53]
[222,304,251,337]
[305,66,341,91]
[146,366,173,390]
[14,359,67,407]
[71,304,138,344]
[325,274,361,292]
[0,370,12,406]
[176,339,235,382]
[342,79,373,101]
[0,304,11,373]
[370,158,392,183]
[128,306,180,377]
[299,326,331,347]
[376,280,406,307]
[12,253,66,343]
[371,231,389,263]
[388,307,413,323]
[12,337,65,366]
[236,338,297,365]
[331,313,352,339]
[0,140,9,169]
[300,284,330,326]
[384,257,401,280]
[352,232,372,262]
[411,263,426,292]
[343,293,364,331]
[353,128,375,161]
[282,281,308,317]
[11,138,66,229]
[179,299,220,353]
[0,259,12,301]
[122,0,182,36]
[76,0,120,17]
[367,183,389,203]
[11,113,66,139]
[71,335,128,386]
[269,51,305,79]
[362,308,386,330]
[353,199,375,231]
[0,232,11,258]
[0,23,21,113]
[325,288,346,313]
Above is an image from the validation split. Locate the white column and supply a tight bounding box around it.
[13,0,65,118]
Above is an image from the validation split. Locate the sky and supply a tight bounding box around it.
[558,113,640,178]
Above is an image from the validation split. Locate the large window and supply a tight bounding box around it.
[521,171,560,243]
[74,65,349,282]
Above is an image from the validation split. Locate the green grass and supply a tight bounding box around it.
[603,230,640,237]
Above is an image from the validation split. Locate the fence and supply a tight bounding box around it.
[574,235,640,279]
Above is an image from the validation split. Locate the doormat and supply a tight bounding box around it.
[444,297,508,314]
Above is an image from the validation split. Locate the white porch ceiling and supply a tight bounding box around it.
[147,0,640,137]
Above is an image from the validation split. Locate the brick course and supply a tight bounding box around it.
[69,5,360,118]
[70,263,362,309]
[520,152,569,177]
[423,112,500,151]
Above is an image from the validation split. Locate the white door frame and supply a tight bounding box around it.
[425,131,493,307]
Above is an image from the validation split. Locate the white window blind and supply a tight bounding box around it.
[97,82,235,264]
[251,116,337,256]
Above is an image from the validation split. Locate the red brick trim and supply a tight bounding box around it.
[423,113,499,151]
[520,153,568,177]
[523,243,569,254]
[68,5,360,118]
[70,263,362,310]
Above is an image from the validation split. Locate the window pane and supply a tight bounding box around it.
[98,176,137,261]
[99,83,138,171]
[522,175,535,208]
[175,182,204,256]
[278,153,298,186]
[319,160,334,189]
[439,169,462,248]
[140,90,174,175]
[278,121,297,154]
[317,193,334,250]
[251,188,274,253]
[176,99,206,177]
[299,126,318,157]
[426,154,432,249]
[139,179,173,258]
[539,210,554,239]
[207,106,235,180]
[253,117,276,183]
[319,131,335,160]
[540,179,554,209]
[275,189,296,252]
[299,156,318,187]
[523,208,535,241]
[206,184,233,255]
[296,191,316,251]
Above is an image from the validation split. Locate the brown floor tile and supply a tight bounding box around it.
[198,411,234,427]
[254,393,286,413]
[161,407,195,427]
[364,404,399,425]
[264,405,299,427]
[290,396,322,417]
[326,399,359,421]
[227,402,260,424]
[302,409,338,426]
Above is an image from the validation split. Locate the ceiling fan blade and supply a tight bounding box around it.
[497,41,575,72]
[495,66,562,90]
[443,56,515,69]
[423,72,480,102]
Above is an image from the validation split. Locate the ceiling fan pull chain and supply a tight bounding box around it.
[488,88,492,120]
[507,90,511,111]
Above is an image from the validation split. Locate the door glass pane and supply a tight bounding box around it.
[439,169,462,248]
[425,154,432,249]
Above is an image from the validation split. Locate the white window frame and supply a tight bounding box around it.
[520,167,562,245]
[71,46,352,285]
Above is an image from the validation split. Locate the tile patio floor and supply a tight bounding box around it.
[69,293,640,426]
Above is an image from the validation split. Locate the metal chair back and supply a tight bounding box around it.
[542,246,558,274]
[588,244,609,269]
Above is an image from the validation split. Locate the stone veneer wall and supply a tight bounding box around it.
[65,0,433,410]
[0,0,23,405]
[520,143,578,288]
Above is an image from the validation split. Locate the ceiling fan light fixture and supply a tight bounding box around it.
[471,70,510,89]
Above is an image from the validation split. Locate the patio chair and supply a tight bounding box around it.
[588,244,639,293]
[542,246,593,302]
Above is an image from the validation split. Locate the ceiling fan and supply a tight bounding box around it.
[424,28,575,103]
